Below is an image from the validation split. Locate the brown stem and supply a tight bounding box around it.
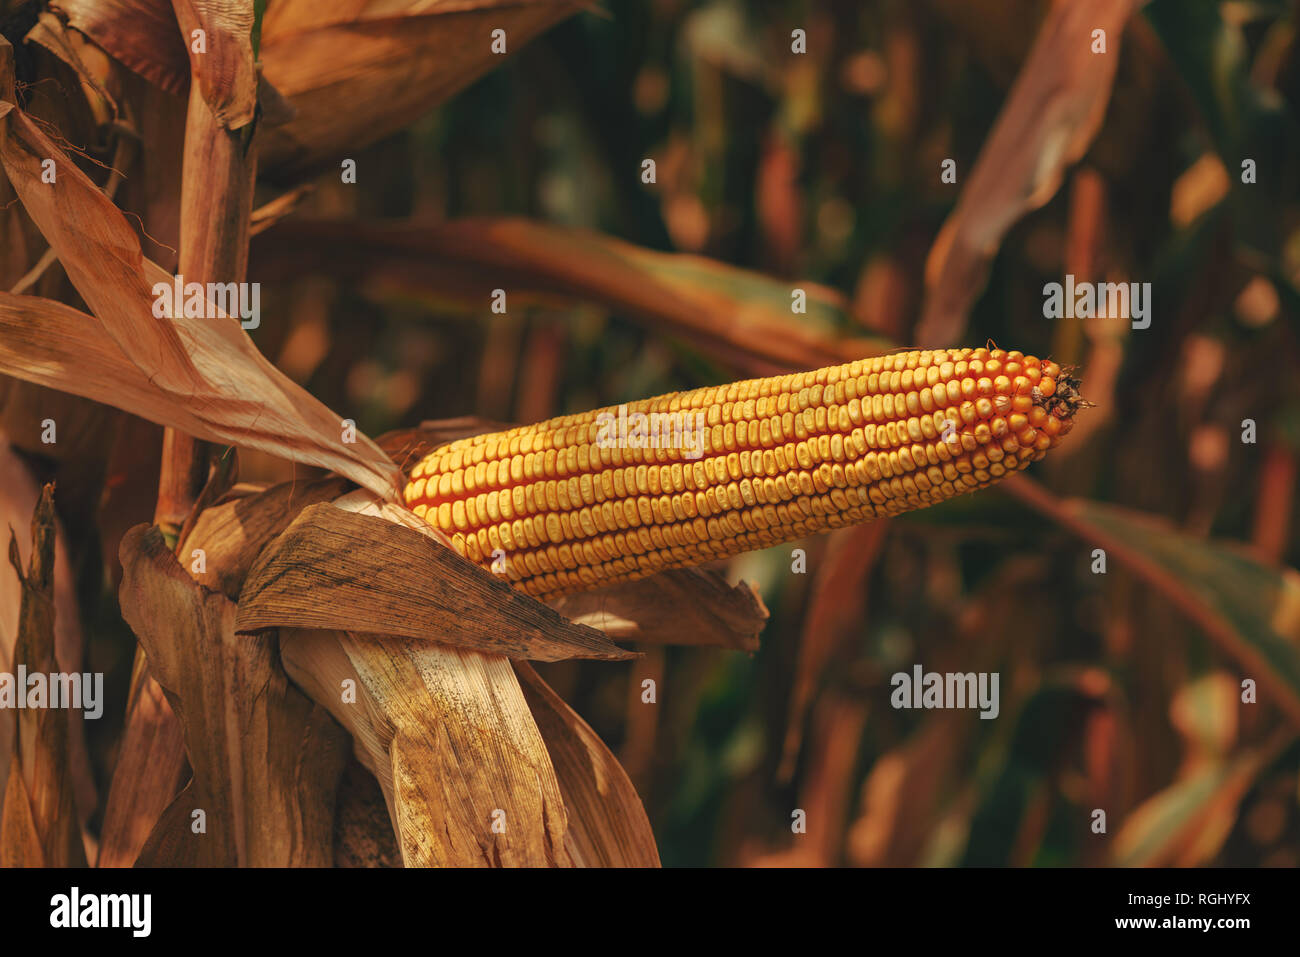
[154,429,211,532]
[100,78,259,867]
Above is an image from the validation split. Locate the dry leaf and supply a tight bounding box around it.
[0,444,96,830]
[916,0,1139,346]
[280,628,576,867]
[515,662,660,867]
[238,502,635,662]
[779,520,890,779]
[118,524,349,866]
[333,755,402,868]
[94,660,188,867]
[24,11,120,122]
[548,567,769,652]
[171,0,258,129]
[0,486,87,867]
[57,0,190,97]
[256,0,587,175]
[99,471,332,868]
[0,45,402,499]
[268,489,607,866]
[250,218,886,375]
[55,0,586,175]
[182,476,350,600]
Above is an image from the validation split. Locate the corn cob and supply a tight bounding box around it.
[404,347,1083,599]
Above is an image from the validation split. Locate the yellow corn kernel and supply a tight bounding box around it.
[405,347,1083,599]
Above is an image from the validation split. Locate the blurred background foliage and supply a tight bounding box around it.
[21,0,1300,865]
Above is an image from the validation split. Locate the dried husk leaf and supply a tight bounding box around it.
[99,470,309,868]
[514,663,660,867]
[24,11,120,122]
[57,0,191,97]
[257,0,586,176]
[170,0,258,129]
[238,502,635,662]
[333,754,402,868]
[279,628,575,867]
[94,656,188,867]
[0,486,87,867]
[118,524,348,866]
[53,0,585,176]
[182,476,351,600]
[0,44,402,499]
[916,0,1139,346]
[0,444,96,834]
[0,291,400,493]
[0,293,208,424]
[377,418,516,476]
[547,567,769,653]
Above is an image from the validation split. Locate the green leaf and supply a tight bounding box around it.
[1112,730,1294,866]
[1006,478,1300,724]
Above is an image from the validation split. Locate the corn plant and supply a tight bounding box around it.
[0,0,1297,870]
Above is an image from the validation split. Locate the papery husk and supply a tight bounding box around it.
[272,491,665,866]
[54,0,587,177]
[94,654,188,867]
[0,486,87,866]
[514,662,660,867]
[182,476,351,600]
[118,524,348,866]
[170,0,258,129]
[55,0,191,97]
[280,627,576,867]
[547,567,769,653]
[239,501,635,662]
[333,754,402,867]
